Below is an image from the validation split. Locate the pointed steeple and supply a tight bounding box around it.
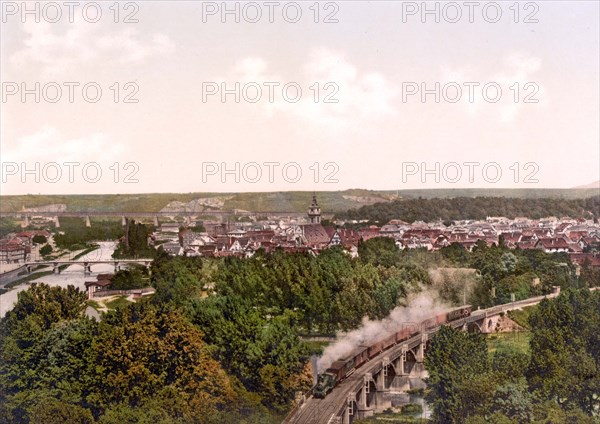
[308,192,321,224]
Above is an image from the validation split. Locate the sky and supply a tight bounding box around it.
[1,0,599,195]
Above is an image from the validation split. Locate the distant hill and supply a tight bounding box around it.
[389,188,599,200]
[0,188,598,214]
[572,180,600,190]
[337,195,600,223]
[0,190,396,214]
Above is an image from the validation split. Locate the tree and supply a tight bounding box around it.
[492,378,533,422]
[425,325,491,423]
[2,283,87,330]
[469,274,494,309]
[440,242,469,265]
[29,397,94,424]
[39,244,53,256]
[530,400,597,424]
[464,412,516,424]
[113,220,155,259]
[87,302,237,417]
[495,274,532,304]
[527,289,600,414]
[337,195,599,223]
[0,285,90,423]
[32,234,47,244]
[110,267,148,290]
[190,223,206,232]
[358,237,400,267]
[579,258,600,288]
[186,296,311,411]
[53,217,124,250]
[372,276,406,319]
[150,256,203,306]
[492,347,529,381]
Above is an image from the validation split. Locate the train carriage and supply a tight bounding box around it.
[421,316,438,331]
[368,341,384,358]
[353,345,370,369]
[395,327,413,344]
[446,306,472,322]
[314,306,473,399]
[326,360,348,382]
[382,333,396,350]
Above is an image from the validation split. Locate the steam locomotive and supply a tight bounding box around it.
[312,306,472,398]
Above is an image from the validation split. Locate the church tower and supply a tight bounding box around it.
[307,193,321,224]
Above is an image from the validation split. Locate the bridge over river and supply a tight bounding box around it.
[23,259,153,275]
[284,290,586,424]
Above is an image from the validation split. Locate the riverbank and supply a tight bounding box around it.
[0,242,117,318]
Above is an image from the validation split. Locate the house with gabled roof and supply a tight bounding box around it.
[535,237,570,253]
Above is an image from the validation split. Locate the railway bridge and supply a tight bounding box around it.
[24,259,153,275]
[0,210,307,228]
[284,292,566,424]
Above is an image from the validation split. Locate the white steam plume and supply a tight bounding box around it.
[317,291,450,372]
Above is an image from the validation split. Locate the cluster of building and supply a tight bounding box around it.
[371,216,600,267]
[0,230,51,264]
[3,197,599,270]
[152,195,361,257]
[153,196,600,267]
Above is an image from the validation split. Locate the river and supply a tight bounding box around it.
[0,241,117,318]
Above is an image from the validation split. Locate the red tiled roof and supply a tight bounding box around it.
[85,280,111,288]
[0,244,27,252]
[536,238,570,249]
[517,241,537,249]
[300,224,330,246]
[569,253,600,267]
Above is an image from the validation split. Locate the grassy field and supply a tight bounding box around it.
[354,408,428,423]
[105,295,132,310]
[508,305,538,330]
[487,331,531,355]
[86,299,102,311]
[1,188,596,214]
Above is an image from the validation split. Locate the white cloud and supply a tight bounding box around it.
[234,57,269,80]
[297,48,398,122]
[9,21,174,79]
[3,127,127,163]
[438,53,544,123]
[492,53,544,123]
[219,49,398,135]
[96,29,175,63]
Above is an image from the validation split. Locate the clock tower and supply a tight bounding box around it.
[307,193,321,224]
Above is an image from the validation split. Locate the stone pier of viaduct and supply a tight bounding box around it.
[2,210,308,228]
[284,291,577,424]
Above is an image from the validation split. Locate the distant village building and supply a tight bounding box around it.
[134,195,600,263]
[85,274,114,299]
[298,195,330,249]
[0,243,28,263]
[0,232,40,263]
[535,237,570,253]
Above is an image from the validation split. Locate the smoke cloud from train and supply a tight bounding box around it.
[317,291,449,372]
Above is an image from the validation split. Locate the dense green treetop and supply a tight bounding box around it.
[338,195,599,222]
